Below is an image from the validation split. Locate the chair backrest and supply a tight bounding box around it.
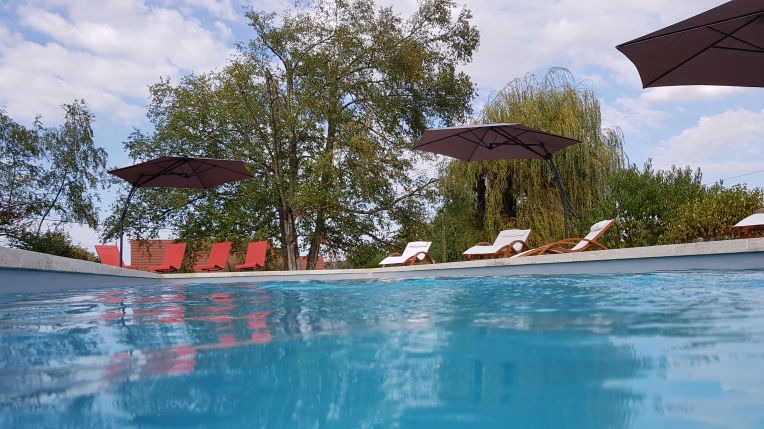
[206,242,232,267]
[161,243,187,269]
[493,229,531,252]
[572,219,614,251]
[95,245,121,266]
[243,241,267,267]
[401,241,432,260]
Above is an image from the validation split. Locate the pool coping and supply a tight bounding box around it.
[1,237,763,293]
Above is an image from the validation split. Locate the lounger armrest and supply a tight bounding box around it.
[474,241,492,246]
[523,238,607,256]
[403,251,433,265]
[495,240,530,258]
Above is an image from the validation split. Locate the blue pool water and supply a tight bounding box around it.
[1,271,764,428]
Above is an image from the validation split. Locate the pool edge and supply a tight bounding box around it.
[1,238,762,292]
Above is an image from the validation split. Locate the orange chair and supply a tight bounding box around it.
[95,245,136,269]
[235,241,267,270]
[194,242,232,272]
[149,243,187,273]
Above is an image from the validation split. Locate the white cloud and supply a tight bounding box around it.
[652,109,764,185]
[641,86,746,104]
[0,0,238,124]
[601,93,672,135]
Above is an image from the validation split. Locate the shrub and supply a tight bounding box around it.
[12,230,97,262]
[659,185,763,244]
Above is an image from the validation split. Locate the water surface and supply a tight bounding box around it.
[1,271,763,428]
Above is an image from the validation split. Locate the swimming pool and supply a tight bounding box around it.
[1,271,763,428]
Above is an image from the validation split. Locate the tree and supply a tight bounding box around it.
[0,108,42,238]
[36,100,108,232]
[111,0,479,270]
[433,68,625,257]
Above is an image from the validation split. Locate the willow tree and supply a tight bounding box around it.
[436,68,625,253]
[107,0,478,270]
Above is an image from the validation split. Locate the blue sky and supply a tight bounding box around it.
[1,0,763,255]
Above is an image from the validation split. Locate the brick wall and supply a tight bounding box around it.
[130,239,176,272]
[130,240,326,271]
[299,255,325,270]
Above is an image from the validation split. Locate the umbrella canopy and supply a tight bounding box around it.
[414,123,580,237]
[109,156,253,188]
[109,156,253,267]
[616,0,764,88]
[415,123,579,161]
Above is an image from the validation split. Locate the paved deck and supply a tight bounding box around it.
[1,238,763,293]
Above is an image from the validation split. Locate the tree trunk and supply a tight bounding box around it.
[306,212,325,270]
[474,173,486,229]
[279,205,300,270]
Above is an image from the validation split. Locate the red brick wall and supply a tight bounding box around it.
[130,240,327,271]
[299,255,325,270]
[130,240,240,272]
[131,240,177,272]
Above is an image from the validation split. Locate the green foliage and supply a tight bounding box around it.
[1,102,108,243]
[12,230,97,262]
[36,100,108,232]
[659,185,764,244]
[109,0,479,269]
[590,160,705,248]
[435,68,625,257]
[0,108,42,238]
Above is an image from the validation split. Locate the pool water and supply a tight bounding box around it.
[1,271,764,428]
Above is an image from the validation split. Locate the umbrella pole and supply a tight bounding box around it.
[118,185,138,267]
[545,155,570,238]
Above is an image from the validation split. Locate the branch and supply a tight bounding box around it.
[347,177,441,216]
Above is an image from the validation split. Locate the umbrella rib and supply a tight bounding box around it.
[707,24,764,52]
[135,158,189,187]
[618,11,764,47]
[493,128,549,158]
[644,14,762,87]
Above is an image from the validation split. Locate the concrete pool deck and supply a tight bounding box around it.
[1,238,762,293]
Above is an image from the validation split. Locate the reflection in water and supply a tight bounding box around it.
[0,272,763,428]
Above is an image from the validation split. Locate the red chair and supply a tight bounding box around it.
[95,245,136,269]
[194,241,232,272]
[149,243,187,273]
[235,241,267,270]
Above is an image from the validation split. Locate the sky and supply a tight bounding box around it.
[2,0,763,260]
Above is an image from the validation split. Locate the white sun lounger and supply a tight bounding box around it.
[379,241,433,267]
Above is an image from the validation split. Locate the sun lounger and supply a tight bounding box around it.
[95,244,136,269]
[515,219,614,257]
[194,241,232,272]
[463,229,531,260]
[149,243,187,272]
[235,241,267,270]
[733,209,764,238]
[379,241,434,267]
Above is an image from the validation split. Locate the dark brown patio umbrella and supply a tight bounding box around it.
[414,123,579,237]
[616,0,764,88]
[109,156,253,266]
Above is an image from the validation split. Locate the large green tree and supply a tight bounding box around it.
[431,68,625,259]
[110,0,479,270]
